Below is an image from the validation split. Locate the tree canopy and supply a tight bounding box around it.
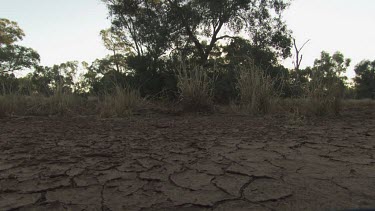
[0,18,40,75]
[102,0,292,64]
[0,18,25,46]
[307,51,351,84]
[354,60,375,99]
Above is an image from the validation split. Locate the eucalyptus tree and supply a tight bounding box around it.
[304,51,351,101]
[310,51,351,83]
[102,0,292,65]
[0,18,40,75]
[0,18,25,46]
[354,60,375,99]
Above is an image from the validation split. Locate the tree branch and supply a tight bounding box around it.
[167,0,206,63]
[298,39,310,52]
[293,38,310,71]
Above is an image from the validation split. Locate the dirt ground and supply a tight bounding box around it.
[0,105,374,211]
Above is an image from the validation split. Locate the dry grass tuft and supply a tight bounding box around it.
[176,63,215,112]
[236,62,279,115]
[99,85,143,117]
[306,76,342,116]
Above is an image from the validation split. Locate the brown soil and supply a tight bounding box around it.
[0,106,374,211]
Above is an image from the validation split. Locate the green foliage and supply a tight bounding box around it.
[223,38,279,69]
[310,51,350,84]
[0,45,40,74]
[0,18,40,97]
[354,60,375,99]
[218,38,290,100]
[30,61,79,96]
[0,19,40,76]
[100,28,132,56]
[103,0,292,64]
[305,51,351,98]
[300,51,351,116]
[0,18,25,46]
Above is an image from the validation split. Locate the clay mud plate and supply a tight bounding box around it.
[1,106,374,210]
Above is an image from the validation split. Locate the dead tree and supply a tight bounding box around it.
[293,38,310,71]
[292,38,310,82]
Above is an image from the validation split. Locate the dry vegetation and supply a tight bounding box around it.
[236,61,279,115]
[0,93,83,117]
[99,86,143,117]
[306,76,343,116]
[176,63,215,112]
[0,64,373,119]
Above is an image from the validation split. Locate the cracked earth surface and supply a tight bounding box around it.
[0,106,374,211]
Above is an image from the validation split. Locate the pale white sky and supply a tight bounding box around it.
[283,0,375,78]
[1,0,375,79]
[1,0,111,66]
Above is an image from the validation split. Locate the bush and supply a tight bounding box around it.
[176,63,215,112]
[236,62,279,114]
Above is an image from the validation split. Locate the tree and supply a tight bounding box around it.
[31,61,79,95]
[305,51,351,102]
[102,0,292,65]
[223,38,279,71]
[292,39,310,72]
[0,19,40,75]
[354,60,375,99]
[100,28,133,72]
[0,18,25,46]
[310,51,351,85]
[50,61,79,93]
[0,45,40,74]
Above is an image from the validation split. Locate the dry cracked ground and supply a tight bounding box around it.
[0,106,374,211]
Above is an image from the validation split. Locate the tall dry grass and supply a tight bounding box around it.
[99,85,143,117]
[176,63,215,112]
[0,93,83,117]
[0,83,143,118]
[0,84,85,117]
[306,76,342,116]
[236,62,280,114]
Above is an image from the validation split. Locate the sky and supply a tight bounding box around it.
[283,0,375,79]
[0,0,111,66]
[1,0,375,79]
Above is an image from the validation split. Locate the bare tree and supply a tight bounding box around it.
[293,38,310,71]
[292,38,310,83]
